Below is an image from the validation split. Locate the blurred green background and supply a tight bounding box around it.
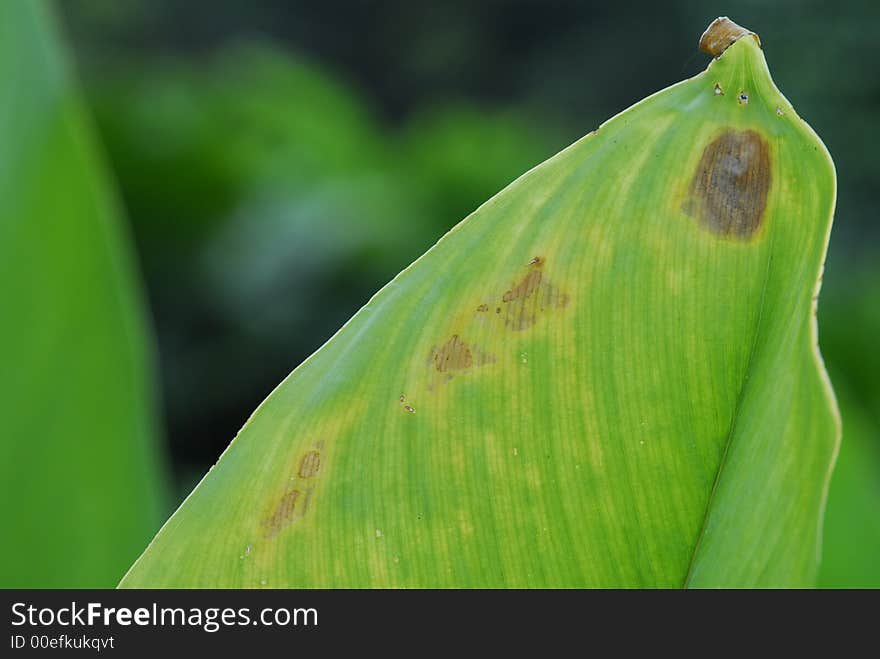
[2,0,877,587]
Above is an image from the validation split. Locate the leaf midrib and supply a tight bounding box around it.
[681,244,775,588]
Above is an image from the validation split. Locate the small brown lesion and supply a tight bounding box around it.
[500,258,569,331]
[433,334,473,372]
[262,445,325,538]
[263,489,301,538]
[298,450,321,479]
[424,257,567,384]
[503,268,543,303]
[684,129,771,240]
[427,333,496,381]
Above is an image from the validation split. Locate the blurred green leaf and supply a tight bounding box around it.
[819,387,880,587]
[87,44,390,248]
[399,103,561,229]
[818,269,880,587]
[122,27,838,587]
[0,0,165,587]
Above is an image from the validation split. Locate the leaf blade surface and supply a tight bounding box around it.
[122,22,837,588]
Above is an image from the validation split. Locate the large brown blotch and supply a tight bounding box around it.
[686,129,771,239]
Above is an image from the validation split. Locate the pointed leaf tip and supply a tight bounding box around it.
[699,17,761,58]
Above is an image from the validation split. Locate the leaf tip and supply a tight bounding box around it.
[699,17,761,58]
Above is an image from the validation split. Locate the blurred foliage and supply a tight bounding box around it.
[24,0,877,585]
[820,389,880,587]
[0,0,166,587]
[817,272,880,587]
[83,43,560,479]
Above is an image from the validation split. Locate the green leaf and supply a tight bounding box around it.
[0,0,166,587]
[121,18,838,588]
[819,387,880,588]
[817,270,880,587]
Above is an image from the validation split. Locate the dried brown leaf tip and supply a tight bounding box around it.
[699,17,760,58]
[685,129,771,239]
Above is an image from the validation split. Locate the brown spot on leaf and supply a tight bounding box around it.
[503,268,543,303]
[263,489,301,538]
[427,335,495,382]
[685,129,771,239]
[263,446,326,537]
[298,451,321,479]
[476,303,489,312]
[433,335,473,372]
[500,259,569,330]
